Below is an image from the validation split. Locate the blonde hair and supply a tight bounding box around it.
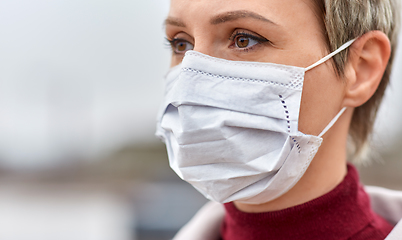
[311,0,400,161]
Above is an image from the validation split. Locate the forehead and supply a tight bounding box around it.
[168,0,319,29]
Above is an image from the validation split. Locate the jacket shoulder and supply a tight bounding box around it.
[385,220,402,240]
[365,186,402,225]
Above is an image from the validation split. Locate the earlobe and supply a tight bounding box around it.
[342,31,391,108]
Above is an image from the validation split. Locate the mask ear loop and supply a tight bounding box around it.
[303,39,355,137]
[305,39,356,72]
[318,107,347,138]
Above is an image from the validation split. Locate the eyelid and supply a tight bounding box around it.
[164,28,192,64]
[227,29,271,53]
[166,31,194,42]
[229,30,269,43]
[165,37,194,54]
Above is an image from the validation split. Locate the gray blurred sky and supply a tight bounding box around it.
[0,0,400,169]
[0,0,170,168]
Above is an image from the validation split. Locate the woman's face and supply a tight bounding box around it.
[165,0,348,136]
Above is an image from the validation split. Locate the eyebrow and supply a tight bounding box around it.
[164,17,186,27]
[164,10,276,28]
[210,10,276,25]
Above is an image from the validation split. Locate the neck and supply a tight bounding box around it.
[233,109,352,213]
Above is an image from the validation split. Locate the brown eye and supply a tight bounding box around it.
[172,39,194,54]
[235,36,250,48]
[177,42,187,51]
[231,32,264,50]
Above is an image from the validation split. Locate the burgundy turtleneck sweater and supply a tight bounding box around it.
[221,164,393,240]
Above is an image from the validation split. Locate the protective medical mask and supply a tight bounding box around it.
[156,39,355,204]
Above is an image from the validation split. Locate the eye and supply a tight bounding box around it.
[229,31,269,51]
[167,38,194,54]
[234,36,259,49]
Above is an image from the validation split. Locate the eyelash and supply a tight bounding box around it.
[165,37,176,47]
[165,37,191,55]
[165,37,175,49]
[229,31,269,51]
[164,31,270,54]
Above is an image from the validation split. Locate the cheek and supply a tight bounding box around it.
[170,55,184,67]
[298,63,346,135]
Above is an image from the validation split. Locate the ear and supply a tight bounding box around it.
[342,31,391,108]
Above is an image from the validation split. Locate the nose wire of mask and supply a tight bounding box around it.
[156,38,357,204]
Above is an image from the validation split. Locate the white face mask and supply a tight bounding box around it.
[156,39,355,204]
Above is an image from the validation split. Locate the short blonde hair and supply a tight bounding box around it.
[311,0,400,161]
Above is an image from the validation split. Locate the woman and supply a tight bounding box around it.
[156,0,402,239]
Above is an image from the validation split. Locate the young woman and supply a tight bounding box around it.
[156,0,402,239]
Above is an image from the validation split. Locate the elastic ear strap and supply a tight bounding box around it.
[305,39,356,72]
[318,107,347,138]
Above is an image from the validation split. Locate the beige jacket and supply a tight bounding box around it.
[173,186,402,240]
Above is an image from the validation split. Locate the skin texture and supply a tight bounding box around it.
[165,0,391,213]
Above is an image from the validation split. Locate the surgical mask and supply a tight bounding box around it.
[156,39,355,204]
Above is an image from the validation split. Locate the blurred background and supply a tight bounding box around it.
[0,1,401,239]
